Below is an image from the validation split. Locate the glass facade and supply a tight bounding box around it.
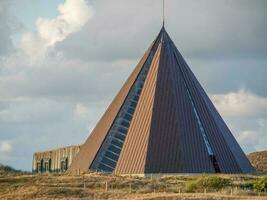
[90,46,157,172]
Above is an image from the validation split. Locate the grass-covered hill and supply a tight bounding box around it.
[248,151,267,173]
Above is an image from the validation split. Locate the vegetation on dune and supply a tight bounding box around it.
[253,176,267,192]
[0,163,22,176]
[0,173,266,199]
[185,176,231,192]
[0,164,18,172]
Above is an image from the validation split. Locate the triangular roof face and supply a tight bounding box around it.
[68,27,254,174]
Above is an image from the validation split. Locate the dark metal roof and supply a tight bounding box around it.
[68,27,255,174]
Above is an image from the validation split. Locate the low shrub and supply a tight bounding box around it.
[253,176,267,192]
[237,182,254,190]
[0,164,21,174]
[185,176,231,192]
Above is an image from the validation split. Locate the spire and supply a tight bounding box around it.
[162,0,165,27]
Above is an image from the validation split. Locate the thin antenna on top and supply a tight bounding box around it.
[163,0,165,27]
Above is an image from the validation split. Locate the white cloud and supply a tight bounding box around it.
[237,130,257,145]
[74,103,90,119]
[0,141,12,157]
[235,119,267,152]
[210,89,267,153]
[211,89,267,118]
[21,0,93,62]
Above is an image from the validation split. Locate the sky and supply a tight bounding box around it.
[0,0,266,171]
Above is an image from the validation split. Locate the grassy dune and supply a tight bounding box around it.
[0,172,266,200]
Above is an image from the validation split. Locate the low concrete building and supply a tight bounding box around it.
[32,145,81,173]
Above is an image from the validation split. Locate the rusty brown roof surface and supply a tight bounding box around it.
[115,43,162,174]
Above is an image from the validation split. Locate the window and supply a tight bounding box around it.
[133,95,139,102]
[118,127,127,135]
[114,133,125,141]
[105,151,119,161]
[111,139,123,148]
[124,113,132,121]
[130,101,137,108]
[108,145,121,154]
[44,159,51,172]
[102,157,116,168]
[60,157,68,172]
[98,163,113,172]
[120,120,130,128]
[37,160,43,173]
[44,162,49,172]
[127,108,135,115]
[138,83,143,89]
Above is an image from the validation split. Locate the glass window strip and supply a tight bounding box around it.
[99,162,114,171]
[104,155,117,163]
[91,41,159,172]
[171,45,214,156]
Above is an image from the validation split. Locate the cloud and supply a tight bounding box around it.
[55,0,267,62]
[74,103,90,120]
[235,119,267,153]
[0,141,12,157]
[237,130,257,146]
[0,0,17,57]
[0,97,70,123]
[211,89,267,118]
[21,0,93,62]
[210,90,267,153]
[1,0,267,170]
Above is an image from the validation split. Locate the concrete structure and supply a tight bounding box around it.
[68,27,255,174]
[32,145,81,173]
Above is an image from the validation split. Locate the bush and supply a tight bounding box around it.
[0,164,18,172]
[253,176,267,192]
[185,176,231,192]
[238,182,254,190]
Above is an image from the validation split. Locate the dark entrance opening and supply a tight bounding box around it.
[210,155,221,173]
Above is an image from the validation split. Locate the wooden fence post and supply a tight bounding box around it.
[83,176,86,190]
[105,181,108,192]
[129,183,132,193]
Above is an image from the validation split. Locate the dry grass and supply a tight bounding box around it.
[0,173,266,200]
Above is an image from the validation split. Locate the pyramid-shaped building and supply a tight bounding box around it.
[68,27,254,174]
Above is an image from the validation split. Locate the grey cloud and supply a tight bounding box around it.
[56,0,267,62]
[0,1,14,56]
[168,0,267,60]
[0,0,22,57]
[0,56,136,101]
[188,58,267,98]
[0,96,108,170]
